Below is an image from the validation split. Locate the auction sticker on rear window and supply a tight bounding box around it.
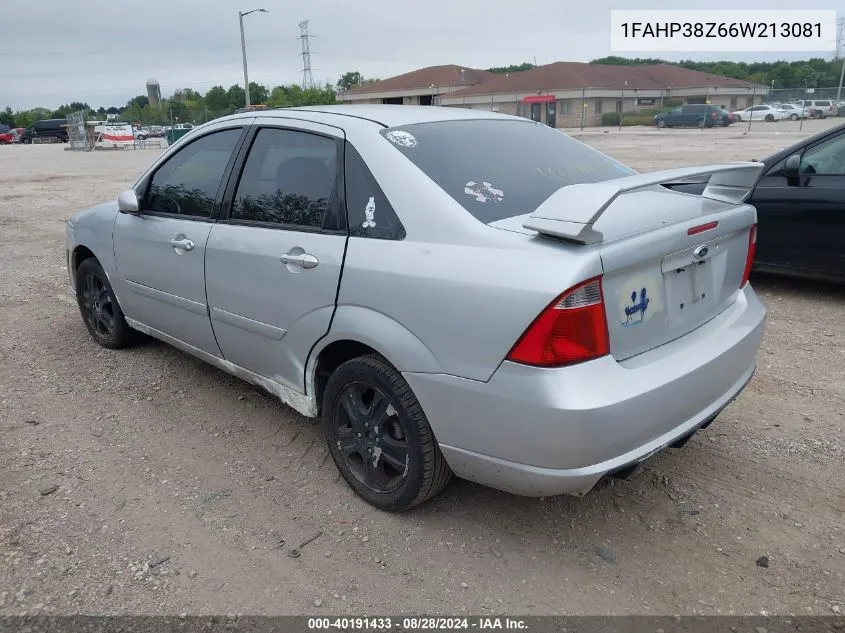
[384,130,418,148]
[464,181,504,203]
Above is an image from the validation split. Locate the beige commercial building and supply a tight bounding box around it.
[341,62,769,127]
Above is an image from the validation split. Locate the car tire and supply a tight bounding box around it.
[0,140,6,145]
[22,139,31,144]
[657,119,665,128]
[322,353,452,511]
[790,113,799,120]
[765,114,774,122]
[137,134,147,141]
[75,258,141,349]
[697,118,705,129]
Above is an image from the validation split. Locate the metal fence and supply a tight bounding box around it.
[65,110,90,150]
[766,87,844,104]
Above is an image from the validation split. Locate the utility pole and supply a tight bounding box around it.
[299,20,315,90]
[838,17,845,102]
[239,8,268,109]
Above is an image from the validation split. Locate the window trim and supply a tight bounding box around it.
[138,125,248,223]
[218,124,347,235]
[343,140,406,241]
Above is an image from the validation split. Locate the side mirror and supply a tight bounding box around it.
[117,189,140,213]
[783,153,801,179]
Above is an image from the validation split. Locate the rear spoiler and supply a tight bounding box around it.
[523,162,765,245]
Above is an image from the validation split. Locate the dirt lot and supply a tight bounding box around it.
[0,119,843,617]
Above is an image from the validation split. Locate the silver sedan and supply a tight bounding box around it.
[66,106,766,510]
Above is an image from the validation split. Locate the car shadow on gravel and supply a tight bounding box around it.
[750,271,845,303]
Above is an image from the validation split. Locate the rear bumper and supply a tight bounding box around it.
[403,284,766,498]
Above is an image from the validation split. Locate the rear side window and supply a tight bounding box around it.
[379,119,635,224]
[344,143,405,240]
[230,127,340,230]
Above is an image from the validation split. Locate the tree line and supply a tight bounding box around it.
[590,56,843,89]
[3,58,842,129]
[0,81,339,129]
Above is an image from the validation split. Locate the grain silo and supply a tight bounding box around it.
[146,79,161,106]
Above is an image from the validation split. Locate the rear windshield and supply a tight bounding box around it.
[379,119,635,224]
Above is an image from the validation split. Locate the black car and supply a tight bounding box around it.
[655,104,723,129]
[20,119,69,144]
[665,122,845,282]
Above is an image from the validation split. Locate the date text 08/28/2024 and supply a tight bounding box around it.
[307,617,527,630]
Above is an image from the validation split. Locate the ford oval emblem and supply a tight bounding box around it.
[694,245,709,259]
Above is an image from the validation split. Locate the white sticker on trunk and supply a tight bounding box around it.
[464,181,504,203]
[362,196,376,228]
[385,130,417,148]
[618,277,663,327]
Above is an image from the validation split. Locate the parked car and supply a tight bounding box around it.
[771,103,805,120]
[0,129,15,144]
[717,106,736,125]
[730,105,787,122]
[794,99,837,119]
[19,119,69,143]
[664,121,845,282]
[65,106,766,510]
[835,101,845,116]
[654,104,723,128]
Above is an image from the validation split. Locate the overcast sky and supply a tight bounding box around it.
[1,0,840,110]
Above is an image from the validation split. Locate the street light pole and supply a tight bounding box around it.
[238,8,268,109]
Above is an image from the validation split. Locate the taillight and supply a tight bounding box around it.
[507,277,610,368]
[741,224,757,287]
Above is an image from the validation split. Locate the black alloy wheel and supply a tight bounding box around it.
[79,269,115,342]
[333,381,409,494]
[75,258,141,349]
[322,354,452,510]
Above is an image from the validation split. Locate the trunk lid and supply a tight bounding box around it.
[592,188,754,360]
[516,163,763,361]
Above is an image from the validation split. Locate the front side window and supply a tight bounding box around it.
[230,128,339,230]
[146,128,242,218]
[380,119,636,225]
[800,133,845,175]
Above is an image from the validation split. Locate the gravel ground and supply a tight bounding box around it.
[0,120,843,617]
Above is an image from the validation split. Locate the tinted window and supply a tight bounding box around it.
[344,143,405,240]
[146,128,241,218]
[231,128,339,229]
[800,133,845,175]
[380,119,635,224]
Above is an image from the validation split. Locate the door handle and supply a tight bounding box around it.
[280,252,319,269]
[169,238,194,251]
